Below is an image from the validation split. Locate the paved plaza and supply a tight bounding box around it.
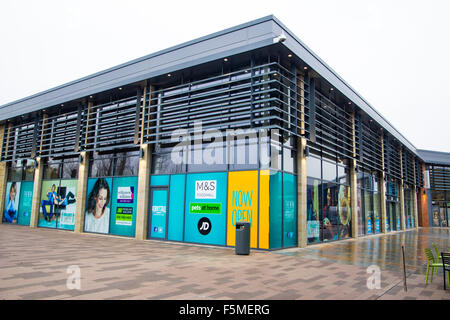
[0,224,449,300]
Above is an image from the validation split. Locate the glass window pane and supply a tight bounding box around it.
[306,156,321,179]
[62,161,78,179]
[44,163,60,180]
[322,160,336,182]
[269,141,282,171]
[307,177,321,244]
[322,182,339,241]
[357,188,363,236]
[337,165,350,185]
[283,147,295,173]
[8,166,22,181]
[115,154,139,176]
[338,184,351,239]
[23,160,35,181]
[90,158,114,177]
[373,192,381,233]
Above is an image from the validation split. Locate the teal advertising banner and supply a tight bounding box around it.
[168,174,185,242]
[184,172,227,246]
[150,189,168,239]
[17,181,33,226]
[56,179,77,230]
[109,176,138,237]
[38,180,59,228]
[3,182,21,224]
[151,175,169,186]
[84,178,113,234]
[283,173,297,247]
[269,171,282,249]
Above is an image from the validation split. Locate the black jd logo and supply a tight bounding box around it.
[198,217,211,235]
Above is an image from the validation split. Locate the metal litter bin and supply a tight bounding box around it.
[235,221,250,255]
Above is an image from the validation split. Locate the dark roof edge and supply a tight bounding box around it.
[417,149,450,166]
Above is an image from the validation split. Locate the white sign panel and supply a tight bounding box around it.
[195,180,217,199]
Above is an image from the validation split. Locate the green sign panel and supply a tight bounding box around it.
[116,207,133,225]
[189,203,221,214]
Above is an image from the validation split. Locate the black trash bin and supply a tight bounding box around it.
[235,221,250,255]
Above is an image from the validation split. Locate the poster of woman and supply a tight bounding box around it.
[3,182,21,224]
[84,178,111,234]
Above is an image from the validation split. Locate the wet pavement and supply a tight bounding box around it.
[277,228,450,275]
[0,224,449,300]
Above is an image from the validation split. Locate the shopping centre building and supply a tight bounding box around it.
[1,16,449,250]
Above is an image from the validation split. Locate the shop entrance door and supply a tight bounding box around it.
[148,188,169,239]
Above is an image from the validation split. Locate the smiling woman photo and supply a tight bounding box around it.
[84,178,111,234]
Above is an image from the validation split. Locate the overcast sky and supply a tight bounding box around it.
[1,0,449,152]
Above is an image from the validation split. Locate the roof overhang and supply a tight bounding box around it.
[417,149,450,166]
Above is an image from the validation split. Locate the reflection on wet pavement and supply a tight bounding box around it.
[277,228,450,275]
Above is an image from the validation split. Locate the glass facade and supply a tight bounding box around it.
[306,153,351,244]
[431,191,449,227]
[385,179,401,232]
[357,169,382,235]
[404,185,415,229]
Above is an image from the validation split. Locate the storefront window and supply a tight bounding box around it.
[23,160,35,181]
[115,152,139,176]
[306,153,351,244]
[322,160,336,182]
[8,165,22,181]
[307,177,321,243]
[43,161,61,180]
[307,155,321,180]
[62,160,79,179]
[323,182,339,241]
[358,169,382,235]
[90,156,114,177]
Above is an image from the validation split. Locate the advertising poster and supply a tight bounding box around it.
[283,173,297,247]
[270,171,283,249]
[307,178,320,243]
[375,214,380,234]
[227,170,259,248]
[38,180,59,228]
[56,179,77,230]
[150,189,168,238]
[366,215,372,234]
[167,174,185,242]
[17,181,33,226]
[2,181,21,224]
[84,177,113,234]
[184,172,227,246]
[109,176,138,237]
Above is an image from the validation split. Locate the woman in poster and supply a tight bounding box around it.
[85,178,111,234]
[3,182,18,223]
